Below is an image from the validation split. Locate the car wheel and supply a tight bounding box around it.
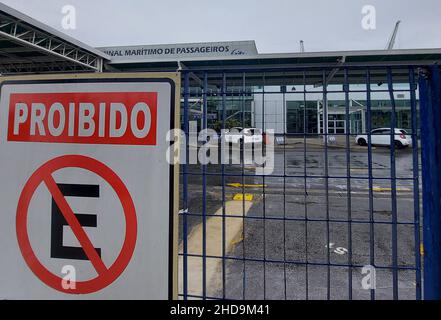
[394,141,404,149]
[358,138,367,146]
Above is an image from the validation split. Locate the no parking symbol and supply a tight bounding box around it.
[16,155,137,294]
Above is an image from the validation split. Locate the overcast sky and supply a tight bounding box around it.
[1,0,440,53]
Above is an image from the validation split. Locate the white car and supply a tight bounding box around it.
[355,128,412,149]
[223,127,263,145]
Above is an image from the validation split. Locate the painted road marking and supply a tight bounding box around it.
[326,243,348,255]
[373,187,412,192]
[233,193,253,201]
[178,200,253,297]
[227,183,266,188]
[216,185,416,197]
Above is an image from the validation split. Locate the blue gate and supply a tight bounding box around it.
[419,66,441,300]
[178,65,435,300]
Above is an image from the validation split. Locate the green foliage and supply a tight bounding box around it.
[211,118,242,132]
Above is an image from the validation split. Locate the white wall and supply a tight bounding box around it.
[252,87,413,134]
[253,99,285,134]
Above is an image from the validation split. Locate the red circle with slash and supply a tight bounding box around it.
[16,155,137,294]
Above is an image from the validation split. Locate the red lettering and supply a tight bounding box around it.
[8,92,157,145]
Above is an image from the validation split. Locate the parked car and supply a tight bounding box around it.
[355,128,412,149]
[223,127,263,145]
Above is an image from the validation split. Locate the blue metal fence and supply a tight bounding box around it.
[179,65,427,300]
[420,66,441,300]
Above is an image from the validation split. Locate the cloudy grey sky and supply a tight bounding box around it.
[1,0,440,53]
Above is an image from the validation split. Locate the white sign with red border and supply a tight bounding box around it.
[0,73,179,299]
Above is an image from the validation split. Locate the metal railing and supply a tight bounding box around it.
[179,66,425,300]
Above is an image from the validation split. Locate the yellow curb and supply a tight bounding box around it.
[230,232,244,246]
[178,200,253,297]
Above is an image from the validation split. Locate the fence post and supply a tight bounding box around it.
[419,66,441,300]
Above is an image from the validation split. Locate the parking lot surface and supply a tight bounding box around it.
[179,143,421,300]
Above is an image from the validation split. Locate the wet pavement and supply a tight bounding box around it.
[179,144,422,300]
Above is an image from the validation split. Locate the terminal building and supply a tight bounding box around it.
[2,2,441,135]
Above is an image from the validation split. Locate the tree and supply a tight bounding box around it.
[211,118,242,132]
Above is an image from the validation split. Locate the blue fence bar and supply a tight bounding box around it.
[343,68,353,299]
[262,72,267,300]
[409,67,422,300]
[282,72,287,300]
[202,72,208,299]
[387,68,399,300]
[182,72,190,300]
[366,68,376,300]
[302,71,309,300]
[420,66,441,300]
[241,72,247,300]
[221,73,227,300]
[323,70,331,300]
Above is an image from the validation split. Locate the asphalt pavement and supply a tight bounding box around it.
[179,143,422,300]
